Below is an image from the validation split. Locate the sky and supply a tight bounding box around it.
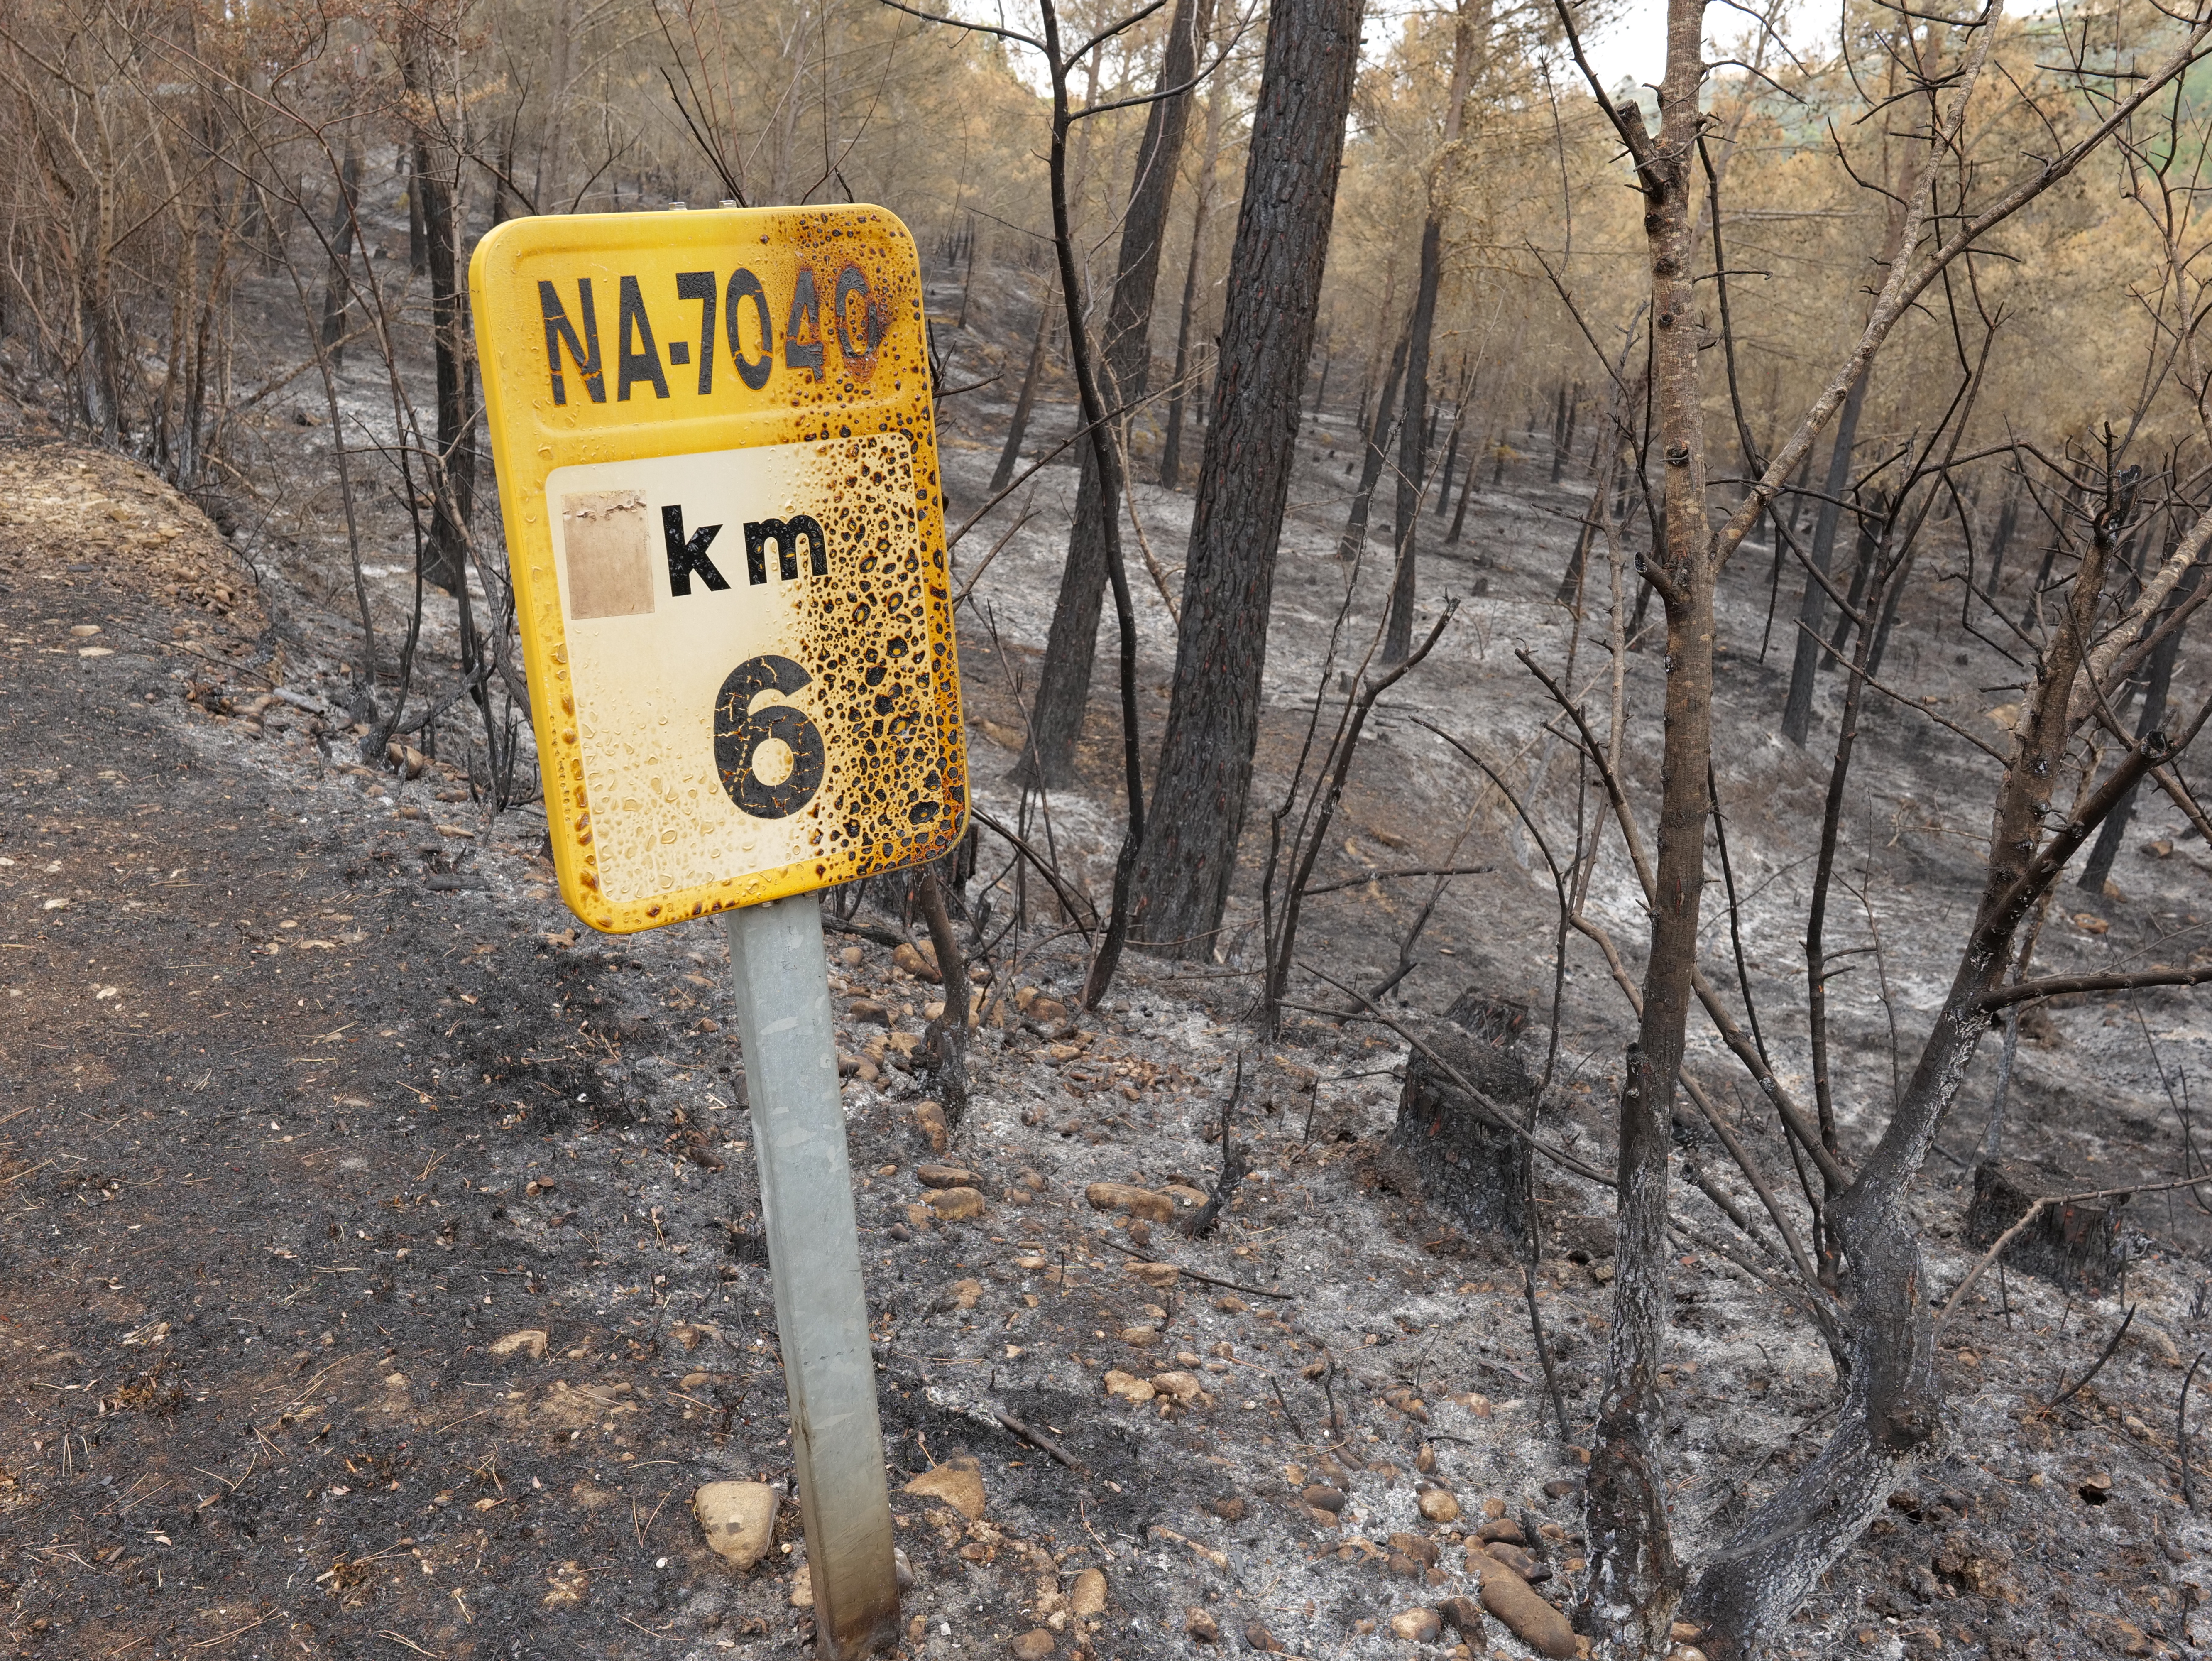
[1581,0,1673,92]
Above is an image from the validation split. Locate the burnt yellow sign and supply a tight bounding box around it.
[470,206,967,934]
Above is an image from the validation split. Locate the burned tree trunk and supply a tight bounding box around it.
[1130,0,1366,956]
[1161,53,1230,490]
[1338,328,1407,562]
[1383,211,1444,664]
[2080,554,2201,892]
[989,281,1053,495]
[1020,0,1212,788]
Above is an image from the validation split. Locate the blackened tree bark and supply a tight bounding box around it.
[403,30,477,597]
[1020,0,1213,787]
[1128,0,1366,956]
[1161,46,1230,490]
[1779,363,1867,745]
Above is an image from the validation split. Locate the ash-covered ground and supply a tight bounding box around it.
[3,251,2210,1661]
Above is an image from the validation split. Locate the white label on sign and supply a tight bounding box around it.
[546,433,934,907]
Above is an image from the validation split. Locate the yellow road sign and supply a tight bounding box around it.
[470,206,968,934]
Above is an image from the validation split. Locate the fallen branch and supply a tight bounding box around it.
[994,1410,1089,1474]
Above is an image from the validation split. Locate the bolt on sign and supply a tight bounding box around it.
[470,204,968,933]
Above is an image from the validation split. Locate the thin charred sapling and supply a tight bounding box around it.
[1781,364,1870,745]
[318,138,363,367]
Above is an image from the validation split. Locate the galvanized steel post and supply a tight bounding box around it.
[723,894,899,1658]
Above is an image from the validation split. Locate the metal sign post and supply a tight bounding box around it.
[470,204,968,1660]
[725,893,898,1655]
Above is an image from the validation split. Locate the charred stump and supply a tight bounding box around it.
[1390,992,1537,1247]
[1962,1159,2126,1295]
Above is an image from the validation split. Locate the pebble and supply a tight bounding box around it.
[1476,1518,1524,1545]
[1474,1558,1576,1658]
[790,1561,813,1607]
[893,941,941,981]
[1186,1606,1219,1642]
[1120,1326,1162,1348]
[1104,1369,1157,1403]
[913,1101,948,1152]
[692,1481,778,1570]
[1480,1497,1508,1519]
[1245,1622,1280,1652]
[1151,1370,1209,1405]
[1211,1495,1247,1521]
[1085,1181,1176,1223]
[1439,1595,1485,1641]
[1124,1260,1181,1289]
[488,1328,547,1360]
[915,1162,979,1188]
[1012,1630,1055,1659]
[1387,1532,1440,1568]
[1029,996,1072,1027]
[849,998,893,1026]
[1388,1607,1442,1641]
[904,1464,987,1521]
[1302,1484,1347,1513]
[1417,1487,1461,1523]
[925,1186,986,1221]
[1542,1477,1581,1500]
[1069,1567,1107,1616]
[1214,1295,1247,1313]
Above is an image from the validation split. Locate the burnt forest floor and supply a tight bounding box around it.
[0,252,2210,1661]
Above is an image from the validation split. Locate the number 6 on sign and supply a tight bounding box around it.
[715,654,825,819]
